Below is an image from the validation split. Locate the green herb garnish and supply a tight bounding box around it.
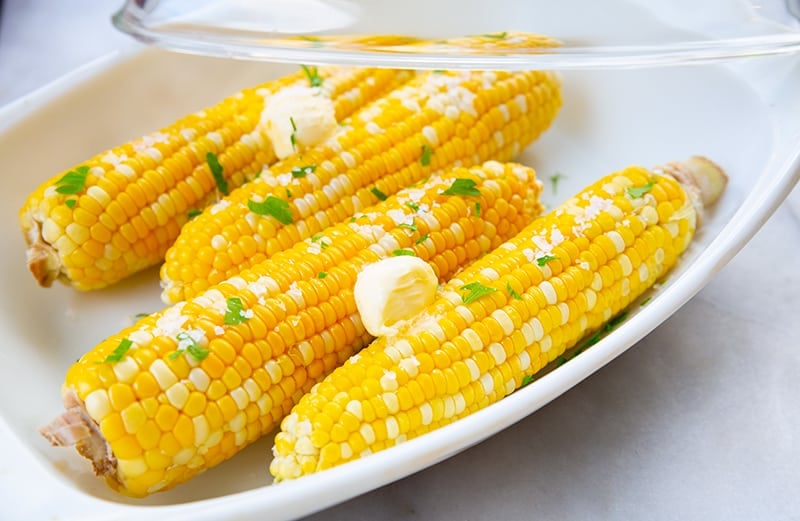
[55,165,90,195]
[170,332,209,361]
[604,311,628,331]
[301,64,323,87]
[405,202,420,212]
[640,297,652,307]
[291,164,317,178]
[460,282,497,304]
[224,297,250,325]
[549,172,566,194]
[474,202,481,217]
[318,271,328,279]
[289,116,298,150]
[100,338,132,364]
[392,249,416,257]
[206,152,228,195]
[506,282,522,300]
[415,234,429,245]
[420,144,433,166]
[370,187,388,201]
[482,31,508,39]
[187,208,202,219]
[520,374,535,387]
[627,181,655,199]
[398,221,418,232]
[536,254,559,267]
[248,196,294,224]
[65,198,77,208]
[441,178,480,197]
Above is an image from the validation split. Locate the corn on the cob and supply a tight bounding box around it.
[269,156,728,480]
[19,66,412,291]
[39,161,544,497]
[160,69,562,303]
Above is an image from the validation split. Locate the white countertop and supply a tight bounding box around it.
[1,1,799,520]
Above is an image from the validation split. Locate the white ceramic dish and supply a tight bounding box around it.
[0,47,798,520]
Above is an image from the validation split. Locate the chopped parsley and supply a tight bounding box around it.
[286,188,292,199]
[55,165,90,196]
[370,187,388,201]
[100,338,132,364]
[206,152,228,196]
[134,312,150,320]
[549,172,566,194]
[536,254,559,267]
[224,297,250,325]
[441,178,480,197]
[460,282,497,304]
[291,164,317,178]
[605,310,629,331]
[640,297,653,307]
[247,196,293,224]
[482,31,508,39]
[520,374,535,387]
[298,36,324,48]
[474,202,481,217]
[301,64,324,87]
[398,221,418,232]
[506,282,522,300]
[415,233,430,245]
[405,202,420,212]
[170,332,209,361]
[289,116,298,150]
[318,271,328,279]
[187,208,202,219]
[627,181,655,199]
[65,198,77,209]
[392,249,416,256]
[420,145,433,166]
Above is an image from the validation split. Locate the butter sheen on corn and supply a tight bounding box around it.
[39,161,544,497]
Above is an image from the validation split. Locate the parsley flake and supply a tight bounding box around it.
[640,297,653,307]
[65,198,77,209]
[415,234,429,245]
[405,202,420,212]
[460,282,497,304]
[100,338,132,364]
[520,374,535,387]
[224,297,250,325]
[627,181,655,199]
[482,31,508,39]
[301,64,324,87]
[420,145,433,166]
[187,208,202,219]
[398,221,418,232]
[605,310,628,331]
[441,178,480,197]
[206,152,228,195]
[318,271,328,279]
[536,254,559,267]
[289,117,298,150]
[392,249,416,257]
[170,332,209,361]
[506,282,523,300]
[55,165,90,196]
[370,187,388,201]
[291,164,317,178]
[248,196,293,224]
[474,202,481,217]
[549,172,566,194]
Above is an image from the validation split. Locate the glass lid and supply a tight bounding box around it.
[112,0,800,69]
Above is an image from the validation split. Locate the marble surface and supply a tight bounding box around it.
[1,1,798,520]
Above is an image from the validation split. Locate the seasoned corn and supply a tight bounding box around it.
[39,161,544,497]
[269,157,727,480]
[160,68,562,303]
[19,66,412,290]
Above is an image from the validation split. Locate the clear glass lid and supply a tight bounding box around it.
[112,0,800,69]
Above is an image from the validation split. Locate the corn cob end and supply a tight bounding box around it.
[23,218,61,287]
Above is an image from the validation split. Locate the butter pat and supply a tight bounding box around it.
[260,86,337,159]
[354,256,438,337]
